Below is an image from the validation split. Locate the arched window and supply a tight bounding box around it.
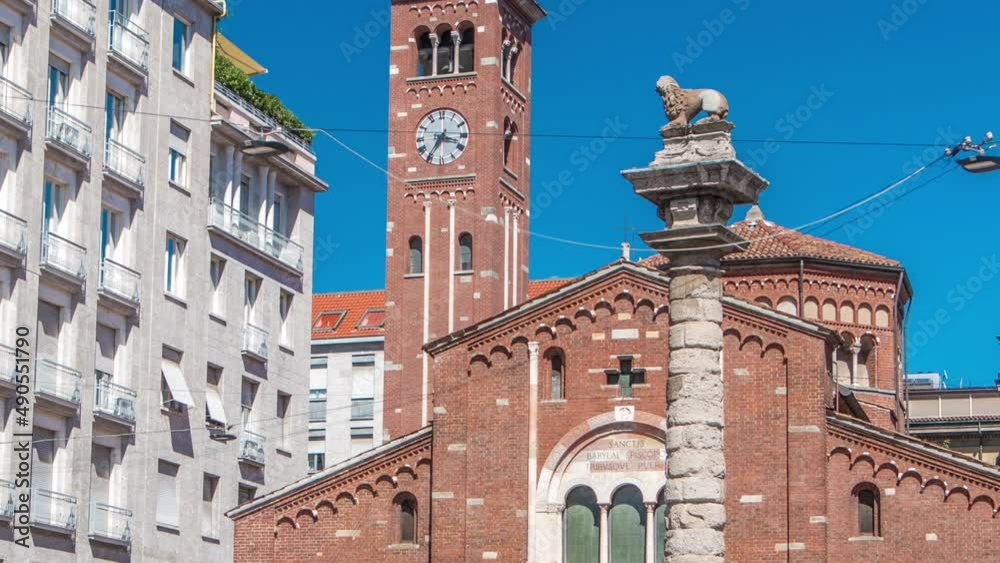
[855,484,880,537]
[874,305,890,328]
[548,349,565,400]
[458,233,473,271]
[776,296,798,316]
[503,119,518,170]
[609,485,645,561]
[395,493,418,544]
[803,297,819,320]
[408,236,423,275]
[822,299,837,321]
[857,304,873,326]
[840,301,855,324]
[458,27,475,73]
[416,31,433,76]
[857,335,877,388]
[564,487,599,563]
[436,30,455,75]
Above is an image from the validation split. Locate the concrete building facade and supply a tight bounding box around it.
[0,0,325,560]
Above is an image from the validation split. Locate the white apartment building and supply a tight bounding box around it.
[0,0,326,561]
[308,291,386,472]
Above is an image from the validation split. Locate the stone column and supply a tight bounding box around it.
[502,40,512,81]
[645,503,657,563]
[512,209,521,306]
[430,34,440,76]
[503,206,512,309]
[850,344,860,386]
[451,31,462,75]
[599,503,611,563]
[527,341,540,561]
[447,199,457,333]
[624,117,768,563]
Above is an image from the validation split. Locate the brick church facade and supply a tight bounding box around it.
[229,1,1000,561]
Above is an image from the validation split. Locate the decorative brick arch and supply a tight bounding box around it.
[536,410,666,508]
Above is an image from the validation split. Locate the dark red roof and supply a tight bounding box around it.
[640,214,901,269]
[313,280,575,341]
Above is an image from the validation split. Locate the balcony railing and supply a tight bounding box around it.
[104,138,145,188]
[94,374,137,424]
[242,322,268,359]
[35,357,83,405]
[0,76,32,127]
[108,10,148,71]
[41,231,87,283]
[30,488,77,532]
[208,198,304,272]
[51,0,97,37]
[0,479,13,520]
[90,502,132,544]
[47,106,93,158]
[214,82,314,154]
[99,258,141,306]
[0,208,27,259]
[0,343,15,385]
[239,428,266,465]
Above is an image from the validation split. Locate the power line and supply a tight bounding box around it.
[5,91,947,147]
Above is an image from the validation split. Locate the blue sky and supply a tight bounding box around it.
[221,0,1000,386]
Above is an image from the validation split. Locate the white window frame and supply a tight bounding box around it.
[171,16,190,75]
[209,255,226,317]
[164,234,186,298]
[168,121,189,187]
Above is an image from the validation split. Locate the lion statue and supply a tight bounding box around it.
[656,75,729,127]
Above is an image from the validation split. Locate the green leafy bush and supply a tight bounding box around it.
[214,54,315,144]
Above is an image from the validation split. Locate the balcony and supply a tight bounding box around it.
[207,197,304,274]
[47,106,93,162]
[242,322,268,361]
[0,343,16,392]
[30,488,77,534]
[104,138,145,194]
[108,10,148,75]
[35,357,83,412]
[89,502,132,547]
[41,231,87,287]
[0,479,13,520]
[0,208,28,265]
[239,427,266,466]
[98,258,141,311]
[94,374,137,427]
[50,0,96,44]
[0,76,32,136]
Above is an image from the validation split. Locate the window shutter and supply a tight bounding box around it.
[156,462,179,528]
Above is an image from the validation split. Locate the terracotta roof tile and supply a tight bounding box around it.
[312,280,574,341]
[640,216,901,269]
[311,290,387,340]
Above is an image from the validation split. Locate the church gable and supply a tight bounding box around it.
[229,428,432,563]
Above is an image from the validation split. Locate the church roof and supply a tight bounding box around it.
[312,280,575,341]
[640,207,902,270]
[425,260,838,355]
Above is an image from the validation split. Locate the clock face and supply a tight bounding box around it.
[416,109,469,165]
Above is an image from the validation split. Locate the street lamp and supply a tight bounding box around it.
[241,138,291,157]
[947,132,998,173]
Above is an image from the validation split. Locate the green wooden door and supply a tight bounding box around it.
[565,487,599,563]
[610,486,645,563]
[654,503,667,563]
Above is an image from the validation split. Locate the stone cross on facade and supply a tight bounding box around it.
[622,80,768,563]
[605,356,646,398]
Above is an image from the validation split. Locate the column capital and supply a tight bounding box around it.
[430,34,440,46]
[504,205,513,215]
[598,502,611,512]
[446,198,457,208]
[423,200,433,210]
[644,502,657,512]
[451,30,462,43]
[527,341,540,357]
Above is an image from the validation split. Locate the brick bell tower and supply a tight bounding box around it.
[383,0,547,440]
